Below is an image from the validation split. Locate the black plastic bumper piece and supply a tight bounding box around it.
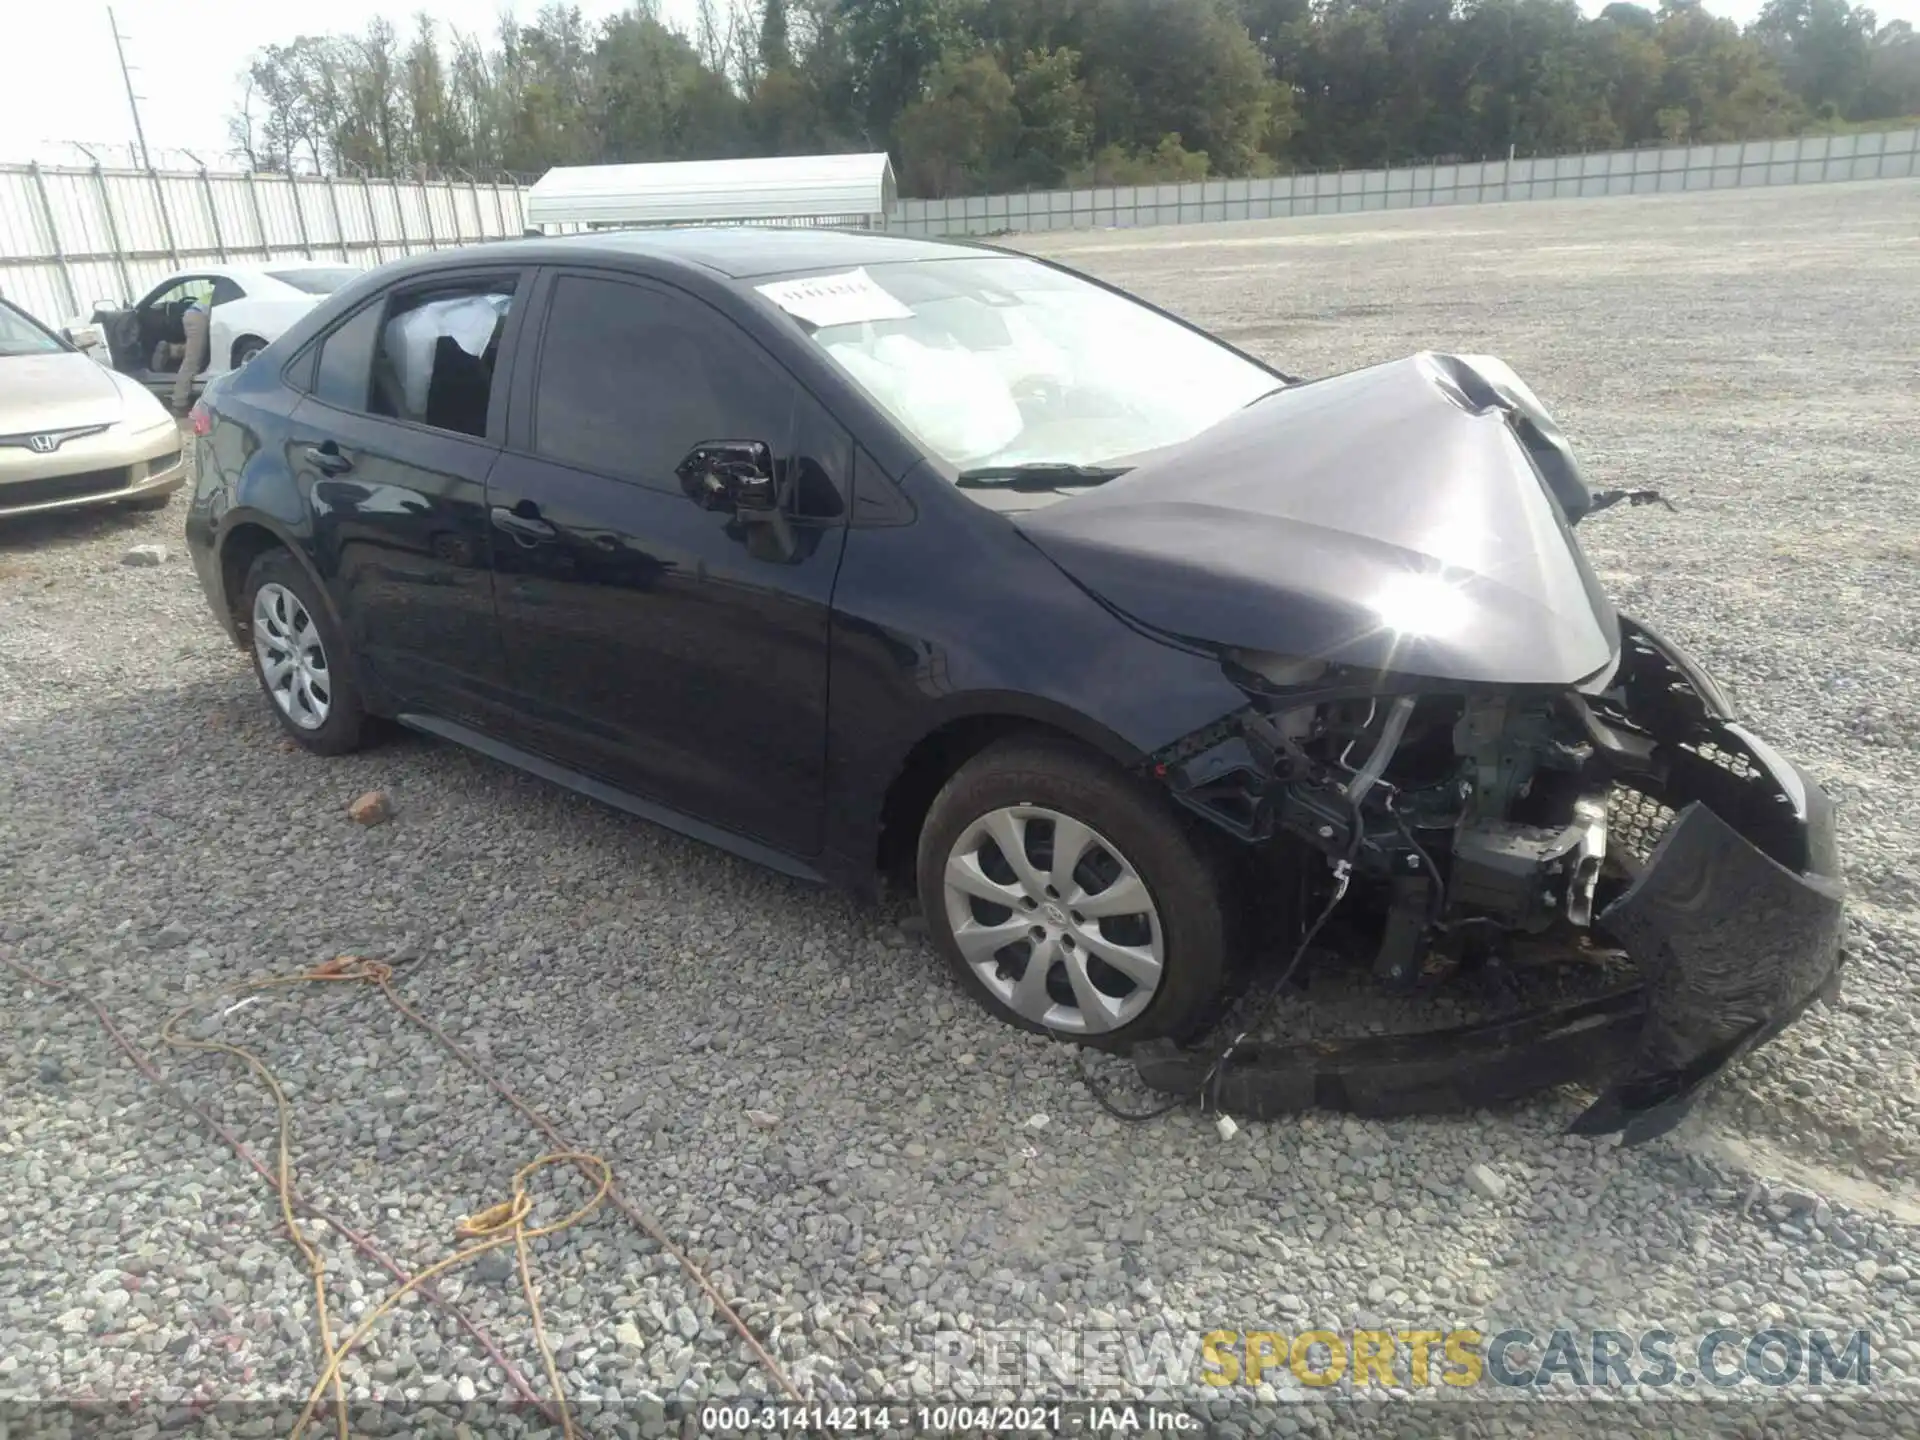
[1132,989,1649,1120]
[1569,800,1846,1143]
[1131,789,1844,1145]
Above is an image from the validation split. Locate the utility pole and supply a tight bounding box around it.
[108,6,152,170]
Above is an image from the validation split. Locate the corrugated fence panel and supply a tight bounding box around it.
[453,184,484,241]
[363,183,406,260]
[207,176,260,252]
[425,184,458,242]
[155,174,209,252]
[5,143,1915,315]
[252,177,304,251]
[0,170,56,316]
[335,182,377,246]
[875,128,1919,235]
[46,170,116,257]
[396,184,432,246]
[1886,128,1917,178]
[294,180,341,252]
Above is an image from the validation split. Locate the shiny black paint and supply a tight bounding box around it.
[1018,353,1621,687]
[289,405,512,725]
[817,458,1253,882]
[187,232,1256,890]
[479,265,854,855]
[484,440,848,859]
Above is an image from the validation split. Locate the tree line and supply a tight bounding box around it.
[226,0,1920,197]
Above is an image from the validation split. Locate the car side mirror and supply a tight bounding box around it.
[676,440,776,515]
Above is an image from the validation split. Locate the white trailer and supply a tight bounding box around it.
[524,153,896,233]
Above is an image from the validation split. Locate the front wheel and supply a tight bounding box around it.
[917,737,1232,1049]
[234,337,267,367]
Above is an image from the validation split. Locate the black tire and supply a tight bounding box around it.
[916,736,1233,1050]
[240,547,369,756]
[234,337,267,367]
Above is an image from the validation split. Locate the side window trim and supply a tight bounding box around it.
[300,267,529,447]
[283,337,320,395]
[302,293,388,411]
[514,265,853,518]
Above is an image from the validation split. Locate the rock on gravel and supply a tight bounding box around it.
[120,543,167,567]
[1465,1163,1509,1202]
[347,790,393,824]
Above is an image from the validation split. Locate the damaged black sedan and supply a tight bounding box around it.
[185,228,1843,1143]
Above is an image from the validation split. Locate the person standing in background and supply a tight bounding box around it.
[171,291,209,415]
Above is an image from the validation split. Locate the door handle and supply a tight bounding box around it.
[491,504,555,543]
[302,444,353,475]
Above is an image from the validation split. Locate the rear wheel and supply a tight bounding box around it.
[233,336,267,367]
[917,737,1231,1049]
[240,548,368,756]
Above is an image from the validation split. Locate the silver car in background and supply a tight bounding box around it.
[0,298,186,521]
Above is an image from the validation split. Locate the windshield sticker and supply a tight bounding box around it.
[755,268,913,329]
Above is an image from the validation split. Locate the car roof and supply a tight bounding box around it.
[151,263,357,290]
[380,226,1007,283]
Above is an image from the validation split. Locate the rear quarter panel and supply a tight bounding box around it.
[184,359,325,640]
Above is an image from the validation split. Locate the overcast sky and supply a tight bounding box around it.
[7,0,1917,166]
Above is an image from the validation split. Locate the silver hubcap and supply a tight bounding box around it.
[943,805,1165,1036]
[252,582,331,730]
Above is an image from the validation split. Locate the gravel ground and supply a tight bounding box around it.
[4,180,1919,1438]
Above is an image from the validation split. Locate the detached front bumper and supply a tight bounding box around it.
[1572,765,1844,1142]
[1136,621,1845,1143]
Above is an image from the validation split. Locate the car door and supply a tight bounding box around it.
[285,268,527,729]
[486,267,851,858]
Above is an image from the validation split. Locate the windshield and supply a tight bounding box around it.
[0,301,65,357]
[267,267,361,295]
[766,256,1279,480]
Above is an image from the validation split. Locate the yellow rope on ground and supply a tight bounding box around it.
[158,956,613,1440]
[291,1150,610,1440]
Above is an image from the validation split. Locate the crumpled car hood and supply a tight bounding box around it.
[1015,352,1621,687]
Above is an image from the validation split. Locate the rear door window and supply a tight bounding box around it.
[371,282,516,439]
[307,275,518,440]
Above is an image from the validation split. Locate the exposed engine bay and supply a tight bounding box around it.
[1163,616,1796,975]
[1133,616,1847,1144]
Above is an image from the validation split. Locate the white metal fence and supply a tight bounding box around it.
[0,164,531,325]
[5,129,1916,324]
[888,128,1920,237]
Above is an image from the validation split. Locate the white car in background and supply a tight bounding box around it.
[63,263,362,402]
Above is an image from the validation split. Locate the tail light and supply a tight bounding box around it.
[189,401,212,437]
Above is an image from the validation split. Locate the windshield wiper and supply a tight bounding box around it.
[954,462,1130,490]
